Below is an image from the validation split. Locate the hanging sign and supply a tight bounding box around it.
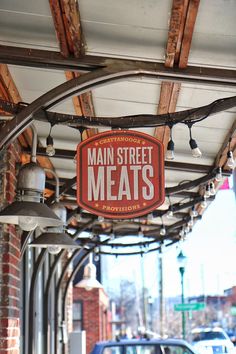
[77,130,165,219]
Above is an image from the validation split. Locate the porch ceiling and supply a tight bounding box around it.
[0,0,235,253]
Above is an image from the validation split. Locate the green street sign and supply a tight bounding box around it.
[174,302,206,312]
[231,306,236,316]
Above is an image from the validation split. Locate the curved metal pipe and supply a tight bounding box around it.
[56,237,110,354]
[30,124,38,163]
[54,249,88,354]
[43,220,95,354]
[1,64,231,152]
[166,171,216,195]
[60,251,91,354]
[44,168,59,202]
[20,230,34,258]
[27,249,47,354]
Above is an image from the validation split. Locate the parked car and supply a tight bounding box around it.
[226,330,236,346]
[90,338,199,354]
[191,327,235,354]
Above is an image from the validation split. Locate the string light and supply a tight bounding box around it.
[204,185,211,198]
[201,196,207,209]
[160,224,166,236]
[226,137,235,169]
[184,225,190,234]
[190,206,198,218]
[46,124,55,157]
[179,227,185,238]
[166,126,175,160]
[109,227,115,240]
[188,217,194,228]
[138,226,143,237]
[215,167,223,182]
[209,182,216,196]
[188,124,202,158]
[227,151,235,169]
[167,207,174,218]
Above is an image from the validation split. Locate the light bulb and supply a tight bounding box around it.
[138,227,143,237]
[166,140,175,160]
[215,167,223,182]
[18,216,38,231]
[204,185,211,198]
[94,254,99,262]
[75,213,81,222]
[201,197,207,209]
[46,135,55,157]
[46,144,55,157]
[184,225,190,234]
[48,246,61,255]
[147,213,153,222]
[209,182,216,196]
[109,230,115,240]
[190,207,198,218]
[188,218,194,227]
[160,226,166,236]
[85,285,93,291]
[73,154,77,164]
[227,151,235,169]
[189,138,202,158]
[167,209,174,218]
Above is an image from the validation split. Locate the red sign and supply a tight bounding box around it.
[77,130,165,219]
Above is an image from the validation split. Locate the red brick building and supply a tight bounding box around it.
[73,287,112,354]
[0,142,21,353]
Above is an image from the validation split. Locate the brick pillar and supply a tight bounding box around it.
[0,143,21,353]
[73,287,111,354]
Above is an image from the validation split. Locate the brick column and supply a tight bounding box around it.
[0,143,21,353]
[73,287,111,354]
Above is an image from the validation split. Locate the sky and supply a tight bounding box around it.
[163,177,236,298]
[102,175,236,299]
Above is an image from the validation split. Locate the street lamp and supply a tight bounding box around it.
[177,251,187,340]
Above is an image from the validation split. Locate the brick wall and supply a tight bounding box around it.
[73,287,111,354]
[0,143,21,353]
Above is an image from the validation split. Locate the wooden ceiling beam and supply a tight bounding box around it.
[49,0,97,140]
[0,45,235,84]
[0,65,53,170]
[215,120,236,169]
[155,0,200,152]
[178,0,200,68]
[165,0,189,67]
[59,0,85,57]
[48,0,70,56]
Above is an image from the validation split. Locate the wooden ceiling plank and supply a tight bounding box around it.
[215,120,236,168]
[0,65,21,102]
[50,0,97,139]
[154,0,190,144]
[174,0,189,64]
[154,82,181,148]
[165,0,189,67]
[49,0,70,57]
[155,0,200,151]
[59,0,85,57]
[0,64,54,170]
[178,0,200,68]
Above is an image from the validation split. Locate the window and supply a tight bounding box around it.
[126,345,157,354]
[160,345,193,354]
[103,346,123,354]
[73,300,83,331]
[192,331,227,342]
